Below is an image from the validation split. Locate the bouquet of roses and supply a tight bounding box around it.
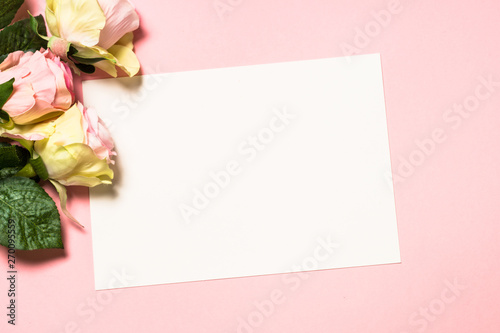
[0,0,140,250]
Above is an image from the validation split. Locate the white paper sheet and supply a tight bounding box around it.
[83,54,400,290]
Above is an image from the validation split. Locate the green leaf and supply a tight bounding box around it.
[0,78,14,129]
[0,166,21,179]
[0,78,14,110]
[0,15,48,58]
[28,12,48,41]
[0,109,9,121]
[0,177,63,250]
[0,143,30,179]
[0,0,24,30]
[0,143,29,168]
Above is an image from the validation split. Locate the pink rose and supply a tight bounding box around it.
[0,50,74,125]
[81,103,116,164]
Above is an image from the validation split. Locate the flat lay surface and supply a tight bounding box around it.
[1,0,499,332]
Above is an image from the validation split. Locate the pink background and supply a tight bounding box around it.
[3,0,500,332]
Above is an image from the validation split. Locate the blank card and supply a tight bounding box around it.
[82,54,400,290]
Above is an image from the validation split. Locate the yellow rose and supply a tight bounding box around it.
[34,103,114,187]
[45,0,140,77]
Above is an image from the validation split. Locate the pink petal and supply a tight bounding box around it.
[97,120,115,151]
[44,49,76,101]
[97,0,139,49]
[81,104,116,162]
[25,52,57,102]
[0,51,26,71]
[45,55,74,109]
[10,98,57,124]
[2,84,36,118]
[62,62,75,101]
[0,71,16,85]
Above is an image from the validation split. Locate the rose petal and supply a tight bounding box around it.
[93,59,118,77]
[49,0,106,47]
[0,120,56,141]
[97,0,139,49]
[45,0,60,37]
[107,44,140,77]
[0,51,26,71]
[46,53,74,109]
[2,84,36,119]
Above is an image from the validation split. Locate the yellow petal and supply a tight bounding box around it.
[108,44,140,77]
[72,45,119,76]
[0,120,56,141]
[114,32,135,49]
[50,0,106,47]
[36,139,113,187]
[59,143,114,186]
[73,44,116,62]
[49,179,84,228]
[46,104,85,146]
[45,0,59,37]
[35,138,78,180]
[94,59,118,77]
[70,34,140,77]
